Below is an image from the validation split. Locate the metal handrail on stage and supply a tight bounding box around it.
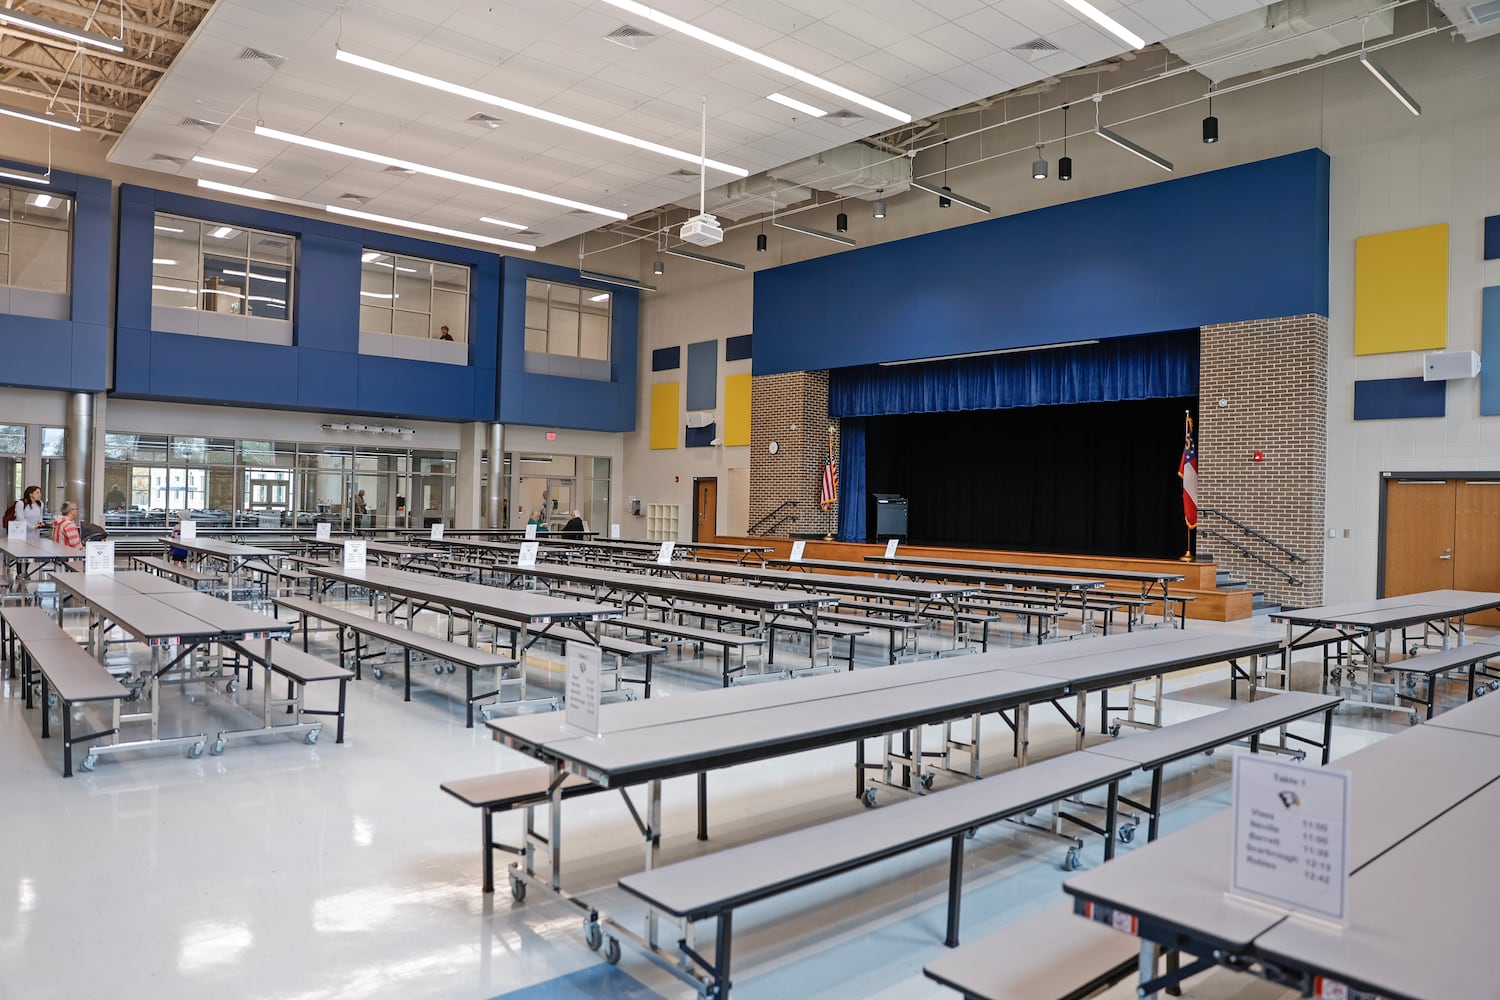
[749,499,798,536]
[1200,508,1306,563]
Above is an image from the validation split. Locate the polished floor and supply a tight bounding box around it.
[0,595,1445,999]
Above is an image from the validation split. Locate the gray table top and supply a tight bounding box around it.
[1273,590,1500,628]
[50,571,284,642]
[310,565,622,625]
[1253,777,1500,1000]
[620,750,1136,919]
[0,538,84,560]
[163,536,280,559]
[1001,631,1282,690]
[648,560,979,601]
[511,562,842,612]
[1426,688,1500,738]
[865,553,1184,584]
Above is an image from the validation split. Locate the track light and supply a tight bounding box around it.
[910,178,990,214]
[1032,146,1048,180]
[835,209,848,233]
[1058,156,1072,182]
[756,232,767,252]
[1094,124,1173,172]
[1202,94,1218,143]
[873,199,886,219]
[653,258,664,275]
[664,246,745,270]
[1360,53,1420,116]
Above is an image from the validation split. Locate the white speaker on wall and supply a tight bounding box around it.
[1423,350,1481,381]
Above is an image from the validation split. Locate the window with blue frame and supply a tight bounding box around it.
[0,184,72,316]
[151,213,294,322]
[523,278,611,380]
[358,250,469,342]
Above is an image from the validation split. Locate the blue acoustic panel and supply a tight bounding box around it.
[685,422,717,448]
[1482,287,1500,415]
[725,334,752,362]
[652,346,680,371]
[753,149,1331,375]
[1353,377,1445,420]
[1486,215,1500,261]
[686,340,717,410]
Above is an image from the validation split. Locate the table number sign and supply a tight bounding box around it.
[1231,755,1351,925]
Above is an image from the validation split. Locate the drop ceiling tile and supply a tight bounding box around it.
[919,21,1003,63]
[1050,22,1130,63]
[954,7,1045,49]
[1189,0,1264,21]
[914,0,990,17]
[1125,0,1213,35]
[788,19,879,63]
[1003,0,1090,37]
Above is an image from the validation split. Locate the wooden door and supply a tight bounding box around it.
[693,478,717,542]
[1454,479,1500,625]
[1383,479,1456,596]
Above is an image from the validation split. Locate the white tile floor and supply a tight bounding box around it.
[0,599,1449,999]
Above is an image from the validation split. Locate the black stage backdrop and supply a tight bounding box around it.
[863,396,1195,558]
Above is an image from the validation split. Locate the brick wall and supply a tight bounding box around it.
[749,371,839,537]
[1198,315,1327,607]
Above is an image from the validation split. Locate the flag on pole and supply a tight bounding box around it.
[820,431,839,511]
[1178,414,1198,529]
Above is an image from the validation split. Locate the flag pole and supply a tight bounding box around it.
[1181,408,1194,562]
[824,425,836,542]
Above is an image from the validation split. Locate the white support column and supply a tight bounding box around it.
[455,421,484,528]
[486,422,504,528]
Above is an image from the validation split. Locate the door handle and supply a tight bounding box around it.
[1439,555,1452,560]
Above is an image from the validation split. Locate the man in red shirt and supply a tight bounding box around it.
[51,501,82,548]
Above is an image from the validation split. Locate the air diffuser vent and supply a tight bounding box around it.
[149,153,188,167]
[467,113,504,129]
[1011,37,1061,61]
[604,24,656,49]
[178,116,219,132]
[237,47,286,69]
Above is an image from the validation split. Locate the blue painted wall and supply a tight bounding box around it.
[0,160,111,392]
[752,149,1331,375]
[114,184,499,422]
[497,258,638,432]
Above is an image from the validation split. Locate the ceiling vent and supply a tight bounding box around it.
[237,47,286,69]
[669,168,698,177]
[826,109,866,126]
[467,112,504,129]
[178,116,219,132]
[1469,0,1500,22]
[336,193,367,205]
[1011,38,1061,61]
[604,24,656,49]
[382,165,414,176]
[149,153,188,167]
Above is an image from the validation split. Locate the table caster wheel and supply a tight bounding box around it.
[188,741,205,759]
[1409,711,1420,726]
[585,921,603,951]
[210,739,226,756]
[509,876,526,902]
[226,679,239,695]
[1118,824,1136,844]
[448,664,457,674]
[81,754,97,772]
[372,666,383,680]
[1490,680,1499,692]
[861,787,877,808]
[305,729,320,745]
[1062,846,1082,871]
[1478,686,1489,698]
[1204,748,1215,757]
[1108,723,1121,738]
[604,937,621,965]
[434,664,444,677]
[1293,750,1307,763]
[919,773,934,791]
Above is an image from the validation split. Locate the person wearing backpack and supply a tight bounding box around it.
[3,485,46,540]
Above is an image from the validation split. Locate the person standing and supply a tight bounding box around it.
[17,485,45,539]
[50,501,82,549]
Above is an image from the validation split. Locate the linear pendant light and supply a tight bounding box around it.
[0,7,123,52]
[253,124,626,220]
[335,49,748,178]
[664,246,745,270]
[1359,53,1420,115]
[579,269,657,292]
[773,219,855,247]
[909,178,990,214]
[596,0,909,123]
[1055,0,1144,49]
[0,102,81,132]
[1093,124,1173,172]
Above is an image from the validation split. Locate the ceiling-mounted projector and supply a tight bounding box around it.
[679,213,724,247]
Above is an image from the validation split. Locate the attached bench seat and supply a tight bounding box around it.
[542,625,665,699]
[226,639,354,744]
[2,607,128,776]
[1384,643,1500,720]
[923,900,1138,1000]
[272,595,518,727]
[664,602,868,671]
[132,555,223,589]
[612,617,766,687]
[442,767,603,892]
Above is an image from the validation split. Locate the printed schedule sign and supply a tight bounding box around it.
[316,522,331,541]
[564,641,602,737]
[342,540,367,572]
[430,523,445,541]
[610,524,621,539]
[85,541,115,575]
[1231,755,1351,924]
[524,524,537,540]
[179,520,197,540]
[656,541,675,564]
[7,520,25,541]
[789,540,806,562]
[517,541,539,568]
[884,539,899,559]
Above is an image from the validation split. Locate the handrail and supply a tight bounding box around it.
[750,499,797,535]
[1200,508,1305,564]
[1200,528,1304,586]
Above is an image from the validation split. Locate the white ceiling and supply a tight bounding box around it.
[108,0,1277,249]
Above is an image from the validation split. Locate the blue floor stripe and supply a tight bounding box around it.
[490,965,666,1000]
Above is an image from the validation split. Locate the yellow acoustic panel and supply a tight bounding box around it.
[1355,223,1448,355]
[723,374,751,447]
[650,382,679,450]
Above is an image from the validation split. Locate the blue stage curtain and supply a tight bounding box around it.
[837,417,866,542]
[828,330,1199,418]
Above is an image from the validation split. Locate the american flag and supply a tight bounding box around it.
[1178,414,1198,529]
[821,456,839,510]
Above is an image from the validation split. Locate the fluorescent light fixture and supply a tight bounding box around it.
[1360,53,1420,116]
[195,178,537,252]
[0,7,124,52]
[335,49,749,178]
[773,219,855,247]
[208,226,236,239]
[909,178,990,214]
[1094,125,1173,172]
[359,291,396,299]
[191,155,258,174]
[152,258,177,266]
[589,293,610,302]
[1055,0,1144,49]
[360,251,382,263]
[879,340,1101,366]
[0,166,50,184]
[222,268,288,284]
[28,193,56,209]
[479,216,527,231]
[327,204,536,252]
[767,92,827,117]
[664,246,745,270]
[154,224,184,233]
[578,269,657,292]
[255,124,626,220]
[596,0,910,123]
[0,103,81,132]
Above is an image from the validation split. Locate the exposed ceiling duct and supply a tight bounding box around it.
[1162,0,1395,83]
[768,142,912,201]
[673,175,813,221]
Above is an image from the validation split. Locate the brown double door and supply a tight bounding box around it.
[1383,477,1500,626]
